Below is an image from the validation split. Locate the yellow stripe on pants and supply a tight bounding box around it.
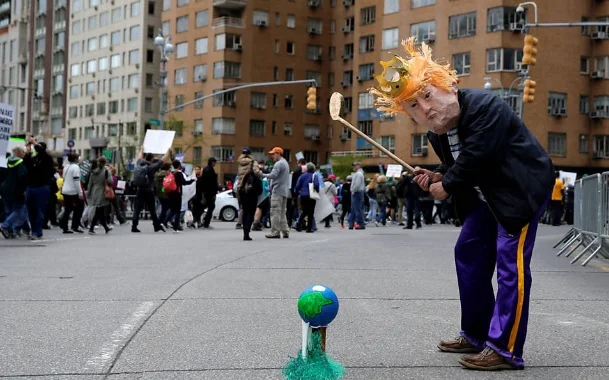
[508,224,529,353]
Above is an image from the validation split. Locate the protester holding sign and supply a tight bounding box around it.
[23,137,56,240]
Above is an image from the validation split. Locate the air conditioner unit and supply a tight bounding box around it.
[227,101,236,107]
[310,135,320,141]
[254,20,267,27]
[92,73,96,78]
[109,46,113,51]
[308,27,318,34]
[308,0,321,7]
[424,33,436,43]
[135,63,140,69]
[134,88,139,93]
[342,27,351,33]
[312,55,321,61]
[91,95,95,100]
[191,131,202,136]
[340,81,351,87]
[232,44,242,51]
[108,92,112,97]
[509,22,524,31]
[342,54,352,60]
[591,71,605,79]
[550,108,565,117]
[108,69,112,74]
[198,75,206,81]
[592,31,607,40]
[340,134,349,141]
[356,76,363,82]
[590,111,605,119]
[421,147,428,156]
[343,0,352,7]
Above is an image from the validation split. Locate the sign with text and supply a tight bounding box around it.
[143,129,175,154]
[385,164,403,178]
[0,103,15,168]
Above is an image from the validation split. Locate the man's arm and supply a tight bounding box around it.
[441,97,511,194]
[264,161,283,180]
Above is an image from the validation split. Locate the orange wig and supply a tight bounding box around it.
[369,36,459,116]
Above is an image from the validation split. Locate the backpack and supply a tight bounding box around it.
[162,171,178,193]
[155,171,167,199]
[132,163,150,188]
[242,162,262,195]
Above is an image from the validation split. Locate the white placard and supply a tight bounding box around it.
[143,130,175,154]
[559,171,577,186]
[385,164,403,178]
[0,103,15,168]
[295,151,304,161]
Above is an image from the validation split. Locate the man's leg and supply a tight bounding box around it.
[406,198,414,228]
[145,191,163,230]
[131,192,143,230]
[439,200,498,352]
[279,196,289,234]
[202,195,215,227]
[60,195,74,231]
[483,202,546,368]
[267,194,281,237]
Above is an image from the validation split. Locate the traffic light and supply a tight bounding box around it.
[522,34,538,66]
[522,79,536,103]
[306,87,317,110]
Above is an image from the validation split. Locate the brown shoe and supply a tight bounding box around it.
[459,347,522,371]
[437,336,480,353]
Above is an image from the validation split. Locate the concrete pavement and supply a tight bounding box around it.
[0,220,608,379]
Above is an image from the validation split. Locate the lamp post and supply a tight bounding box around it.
[154,30,174,130]
[483,76,527,118]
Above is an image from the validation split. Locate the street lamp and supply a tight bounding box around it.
[155,30,174,130]
[483,76,527,118]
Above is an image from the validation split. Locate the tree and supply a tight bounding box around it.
[329,154,357,180]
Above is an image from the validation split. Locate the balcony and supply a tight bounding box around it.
[53,63,65,73]
[213,0,246,10]
[212,16,244,29]
[0,2,10,14]
[54,20,66,31]
[331,150,381,158]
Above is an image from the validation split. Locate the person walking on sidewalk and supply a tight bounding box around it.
[263,147,290,239]
[59,153,85,234]
[370,36,555,371]
[200,157,219,229]
[348,162,365,230]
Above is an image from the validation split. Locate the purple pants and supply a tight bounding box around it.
[455,199,545,368]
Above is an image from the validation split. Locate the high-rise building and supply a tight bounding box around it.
[66,0,161,166]
[161,0,331,180]
[0,0,33,137]
[160,0,609,177]
[27,0,69,152]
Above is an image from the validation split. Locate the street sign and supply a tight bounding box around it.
[67,139,75,148]
[148,119,161,126]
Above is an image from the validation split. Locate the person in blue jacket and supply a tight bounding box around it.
[293,162,320,233]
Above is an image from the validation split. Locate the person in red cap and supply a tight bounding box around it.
[264,147,291,239]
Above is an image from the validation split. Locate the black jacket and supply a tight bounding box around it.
[200,165,218,197]
[24,150,55,188]
[428,89,555,235]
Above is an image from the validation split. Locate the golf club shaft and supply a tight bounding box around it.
[334,116,415,173]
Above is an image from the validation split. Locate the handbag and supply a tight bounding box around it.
[104,170,116,200]
[308,174,320,200]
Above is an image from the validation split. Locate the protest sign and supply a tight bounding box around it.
[143,130,175,154]
[0,103,15,168]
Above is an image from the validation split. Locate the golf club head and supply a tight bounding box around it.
[329,92,345,121]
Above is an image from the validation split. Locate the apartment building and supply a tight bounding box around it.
[0,0,33,137]
[161,0,331,180]
[26,0,70,152]
[66,0,161,166]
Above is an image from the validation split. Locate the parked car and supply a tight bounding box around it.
[209,190,239,222]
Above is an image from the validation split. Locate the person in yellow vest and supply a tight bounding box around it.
[550,172,565,226]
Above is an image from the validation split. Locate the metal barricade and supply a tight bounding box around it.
[555,173,609,266]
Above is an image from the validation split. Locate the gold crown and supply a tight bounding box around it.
[373,55,411,99]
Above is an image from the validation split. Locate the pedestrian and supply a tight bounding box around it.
[23,137,56,240]
[348,162,366,230]
[59,153,85,234]
[86,156,113,235]
[550,172,565,226]
[263,147,291,239]
[370,36,555,371]
[236,148,263,241]
[164,160,195,233]
[0,147,28,239]
[293,162,321,233]
[200,157,219,229]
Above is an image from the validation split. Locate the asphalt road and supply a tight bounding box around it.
[1,220,608,380]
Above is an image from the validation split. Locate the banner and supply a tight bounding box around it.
[0,103,15,168]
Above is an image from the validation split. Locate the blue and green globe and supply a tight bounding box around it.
[297,285,339,327]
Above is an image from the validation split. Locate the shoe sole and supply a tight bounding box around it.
[437,344,480,353]
[458,358,521,371]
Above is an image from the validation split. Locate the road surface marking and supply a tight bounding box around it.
[84,301,154,372]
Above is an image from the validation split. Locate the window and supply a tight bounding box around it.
[215,33,241,50]
[148,1,155,15]
[85,104,95,118]
[110,77,119,91]
[87,59,97,73]
[213,61,241,79]
[174,94,184,111]
[88,37,98,52]
[303,151,318,164]
[145,97,153,113]
[111,7,121,22]
[452,53,471,76]
[382,28,399,50]
[69,85,79,99]
[343,97,353,113]
[357,121,373,136]
[177,0,189,6]
[329,46,336,60]
[305,124,321,138]
[85,81,95,96]
[72,20,81,35]
[384,0,399,14]
[251,92,266,108]
[195,37,208,54]
[211,146,234,162]
[287,42,295,54]
[212,118,236,135]
[594,135,609,158]
[487,7,524,32]
[99,34,109,48]
[358,64,374,81]
[342,71,353,86]
[343,43,354,58]
[358,92,374,109]
[196,10,208,27]
[379,136,395,156]
[580,96,589,114]
[579,135,588,153]
[146,49,154,63]
[594,57,609,78]
[111,31,121,45]
[306,71,322,87]
[70,42,81,56]
[449,12,476,39]
[174,68,187,85]
[111,54,121,68]
[131,1,141,17]
[344,17,355,32]
[594,96,609,115]
[412,0,435,8]
[194,119,203,132]
[548,92,567,115]
[163,0,170,11]
[213,90,236,106]
[285,95,294,108]
[548,133,566,157]
[308,18,322,34]
[194,91,203,109]
[286,68,294,81]
[253,10,269,26]
[177,15,189,33]
[360,7,376,25]
[162,21,170,36]
[88,15,97,30]
[581,57,590,74]
[307,45,322,60]
[128,74,139,89]
[176,42,188,58]
[287,15,296,28]
[192,147,203,165]
[330,20,336,34]
[284,123,293,136]
[412,134,428,155]
[127,98,138,112]
[194,64,207,81]
[129,49,140,64]
[99,57,109,71]
[359,35,375,53]
[411,21,435,42]
[486,48,523,72]
[130,25,141,41]
[249,120,265,136]
[109,100,119,114]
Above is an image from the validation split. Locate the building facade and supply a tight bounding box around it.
[160,0,609,178]
[66,0,161,168]
[0,0,33,137]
